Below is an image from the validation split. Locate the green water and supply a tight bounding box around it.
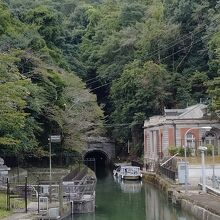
[64,168,197,220]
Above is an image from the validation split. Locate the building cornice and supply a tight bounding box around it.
[144,118,219,128]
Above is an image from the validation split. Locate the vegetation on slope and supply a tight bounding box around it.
[0,1,104,162]
[1,0,220,159]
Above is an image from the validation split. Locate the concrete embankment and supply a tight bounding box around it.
[143,172,220,220]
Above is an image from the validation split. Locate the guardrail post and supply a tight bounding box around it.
[25,176,28,213]
[37,176,40,213]
[6,178,10,211]
[59,179,63,217]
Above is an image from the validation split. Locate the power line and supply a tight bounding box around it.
[93,122,143,127]
[85,75,101,83]
[0,28,212,95]
[84,24,210,84]
[88,30,214,93]
[0,24,212,90]
[87,77,109,87]
[160,31,212,62]
[90,82,110,92]
[0,19,217,96]
[84,13,220,86]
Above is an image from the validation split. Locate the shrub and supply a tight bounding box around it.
[206,144,213,156]
[168,146,178,156]
[186,147,192,157]
[178,147,192,157]
[178,147,185,157]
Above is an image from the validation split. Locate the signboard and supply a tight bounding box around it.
[177,161,189,184]
[50,135,61,143]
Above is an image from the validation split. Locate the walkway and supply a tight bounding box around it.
[176,177,220,218]
[2,213,34,220]
[2,202,37,220]
[183,166,220,217]
[185,193,220,217]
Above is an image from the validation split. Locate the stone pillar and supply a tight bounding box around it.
[0,158,10,185]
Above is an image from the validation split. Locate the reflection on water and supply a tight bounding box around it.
[145,184,188,220]
[96,166,109,179]
[114,176,142,193]
[64,168,197,220]
[68,213,96,220]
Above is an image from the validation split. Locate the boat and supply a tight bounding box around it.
[113,165,142,180]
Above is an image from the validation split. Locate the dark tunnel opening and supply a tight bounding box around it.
[84,150,109,175]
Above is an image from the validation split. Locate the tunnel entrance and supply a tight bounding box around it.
[84,150,109,172]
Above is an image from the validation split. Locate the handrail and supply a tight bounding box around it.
[160,153,179,167]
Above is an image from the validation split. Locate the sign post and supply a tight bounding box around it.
[50,135,61,143]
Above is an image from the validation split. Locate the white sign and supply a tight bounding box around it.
[177,161,189,184]
[50,135,61,143]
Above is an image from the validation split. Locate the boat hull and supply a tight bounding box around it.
[122,175,141,180]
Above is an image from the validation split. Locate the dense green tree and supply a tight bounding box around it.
[110,60,172,142]
[188,71,209,102]
[0,54,41,154]
[2,0,220,159]
[0,2,104,160]
[207,77,220,113]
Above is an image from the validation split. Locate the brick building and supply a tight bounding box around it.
[143,104,220,169]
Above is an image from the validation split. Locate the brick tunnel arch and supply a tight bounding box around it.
[83,150,110,169]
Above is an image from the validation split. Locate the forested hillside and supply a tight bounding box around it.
[0,1,104,160]
[1,0,220,159]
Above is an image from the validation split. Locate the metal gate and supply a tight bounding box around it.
[6,177,28,212]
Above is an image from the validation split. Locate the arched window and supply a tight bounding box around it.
[186,132,195,148]
[205,132,216,146]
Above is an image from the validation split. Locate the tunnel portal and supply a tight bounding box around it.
[83,150,109,171]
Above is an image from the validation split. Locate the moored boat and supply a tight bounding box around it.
[113,165,142,180]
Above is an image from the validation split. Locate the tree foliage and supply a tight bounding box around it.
[1,0,220,157]
[0,2,104,159]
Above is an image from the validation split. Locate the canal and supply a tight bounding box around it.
[64,168,197,220]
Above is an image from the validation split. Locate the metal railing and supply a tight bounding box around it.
[159,166,176,181]
[63,176,96,202]
[131,160,143,169]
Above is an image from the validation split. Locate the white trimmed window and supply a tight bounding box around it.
[186,132,195,148]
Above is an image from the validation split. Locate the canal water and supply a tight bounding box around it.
[64,168,197,220]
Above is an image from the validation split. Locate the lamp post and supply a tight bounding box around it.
[212,145,216,188]
[183,126,212,194]
[199,146,208,192]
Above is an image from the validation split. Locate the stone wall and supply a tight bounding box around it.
[143,172,220,220]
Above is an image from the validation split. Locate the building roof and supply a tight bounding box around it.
[144,104,209,127]
[164,104,207,119]
[164,109,185,116]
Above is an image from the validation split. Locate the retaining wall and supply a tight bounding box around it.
[143,172,220,220]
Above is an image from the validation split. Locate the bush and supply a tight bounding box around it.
[206,144,213,156]
[0,193,10,218]
[168,146,193,157]
[178,147,185,157]
[168,146,178,156]
[178,147,192,157]
[186,147,192,157]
